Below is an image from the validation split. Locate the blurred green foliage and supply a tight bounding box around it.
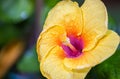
[17,46,40,73]
[0,0,34,23]
[0,25,20,46]
[0,0,34,48]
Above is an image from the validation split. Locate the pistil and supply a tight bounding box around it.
[61,36,84,58]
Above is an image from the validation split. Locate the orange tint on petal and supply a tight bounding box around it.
[81,0,108,51]
[64,30,119,70]
[40,46,91,79]
[44,0,83,36]
[37,26,66,61]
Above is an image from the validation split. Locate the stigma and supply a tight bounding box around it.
[61,35,84,58]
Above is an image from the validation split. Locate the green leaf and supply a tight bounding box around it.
[16,46,40,73]
[108,14,117,30]
[0,0,34,23]
[44,0,60,8]
[0,25,20,46]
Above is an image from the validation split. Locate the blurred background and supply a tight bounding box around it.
[0,0,119,79]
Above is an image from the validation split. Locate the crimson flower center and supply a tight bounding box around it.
[61,36,84,58]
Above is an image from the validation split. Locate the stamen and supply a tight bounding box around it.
[61,36,84,58]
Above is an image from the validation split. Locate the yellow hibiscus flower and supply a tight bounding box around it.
[37,0,120,79]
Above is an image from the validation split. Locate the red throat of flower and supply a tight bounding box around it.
[61,35,84,58]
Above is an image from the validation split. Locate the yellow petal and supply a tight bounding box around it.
[40,46,91,79]
[44,0,83,35]
[85,30,120,65]
[64,30,119,70]
[81,0,108,51]
[37,26,66,61]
